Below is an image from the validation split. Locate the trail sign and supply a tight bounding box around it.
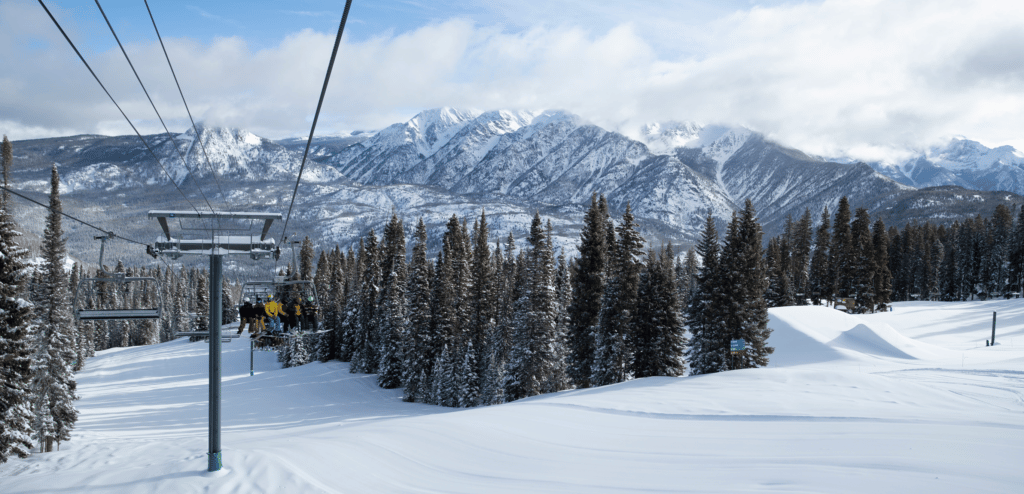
[730,339,746,354]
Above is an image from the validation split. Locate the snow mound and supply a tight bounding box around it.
[768,306,954,365]
[828,324,917,359]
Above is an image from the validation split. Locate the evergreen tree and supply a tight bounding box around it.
[872,219,893,310]
[351,232,381,373]
[30,165,78,453]
[287,332,311,367]
[765,237,795,307]
[790,209,813,304]
[829,197,854,302]
[403,219,434,402]
[299,237,315,281]
[808,206,831,305]
[0,135,35,463]
[567,194,607,389]
[633,245,687,378]
[592,204,644,386]
[719,200,772,370]
[467,211,494,404]
[687,214,725,375]
[850,207,876,311]
[377,214,407,389]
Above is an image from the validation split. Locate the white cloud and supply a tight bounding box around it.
[1,0,1022,162]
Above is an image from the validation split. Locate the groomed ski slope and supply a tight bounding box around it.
[2,300,1022,493]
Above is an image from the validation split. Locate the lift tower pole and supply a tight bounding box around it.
[208,253,223,470]
[148,210,281,472]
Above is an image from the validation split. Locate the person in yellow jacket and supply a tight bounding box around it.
[264,294,283,333]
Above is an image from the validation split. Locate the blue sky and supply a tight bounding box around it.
[2,0,1022,161]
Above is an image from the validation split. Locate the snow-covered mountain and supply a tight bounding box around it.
[8,110,1021,270]
[847,137,1024,196]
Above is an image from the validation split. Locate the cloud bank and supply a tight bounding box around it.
[2,0,1022,163]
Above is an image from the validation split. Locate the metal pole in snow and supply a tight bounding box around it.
[208,254,223,472]
[250,335,254,377]
[991,311,997,346]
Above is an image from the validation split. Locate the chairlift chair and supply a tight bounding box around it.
[72,234,163,321]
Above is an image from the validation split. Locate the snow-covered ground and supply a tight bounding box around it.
[2,300,1022,493]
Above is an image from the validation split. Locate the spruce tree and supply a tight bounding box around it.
[808,206,831,305]
[0,135,35,463]
[299,237,314,281]
[720,200,772,370]
[403,219,433,402]
[687,214,725,375]
[351,233,381,373]
[790,209,813,304]
[633,245,686,378]
[829,197,853,302]
[466,211,493,403]
[30,165,78,453]
[592,204,643,386]
[567,194,607,389]
[377,214,407,389]
[850,207,876,311]
[504,213,561,400]
[872,219,893,310]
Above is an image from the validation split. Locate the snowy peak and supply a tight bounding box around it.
[926,137,1024,172]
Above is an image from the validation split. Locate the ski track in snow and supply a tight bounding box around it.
[1,299,1023,493]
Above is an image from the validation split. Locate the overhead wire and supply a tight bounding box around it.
[94,0,217,217]
[278,0,353,257]
[37,0,202,216]
[142,0,230,210]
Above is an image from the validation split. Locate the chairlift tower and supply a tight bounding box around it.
[148,210,282,472]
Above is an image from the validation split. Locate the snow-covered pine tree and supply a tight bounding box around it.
[339,244,362,362]
[321,246,344,361]
[633,244,687,378]
[377,214,407,389]
[765,237,794,307]
[677,247,699,311]
[287,332,311,368]
[720,200,773,370]
[221,278,234,325]
[402,219,433,401]
[30,165,78,453]
[872,219,893,310]
[482,236,513,406]
[789,209,813,305]
[687,214,726,375]
[808,206,831,305]
[351,234,382,373]
[455,339,478,407]
[567,194,607,389]
[850,207,877,310]
[0,134,36,463]
[829,197,854,302]
[300,237,314,281]
[591,204,643,386]
[431,343,457,407]
[546,248,571,393]
[467,210,493,404]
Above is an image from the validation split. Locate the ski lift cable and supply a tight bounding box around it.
[0,184,149,247]
[278,0,353,259]
[94,0,217,218]
[142,0,231,211]
[36,0,202,217]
